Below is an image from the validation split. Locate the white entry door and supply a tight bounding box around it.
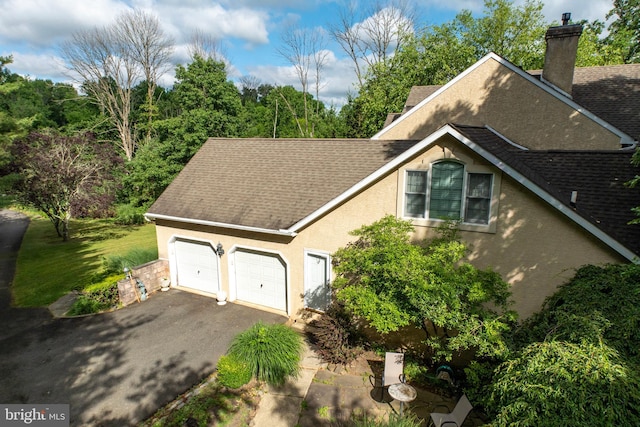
[174,239,219,294]
[235,250,287,311]
[304,252,330,311]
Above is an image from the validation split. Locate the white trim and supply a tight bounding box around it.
[292,124,636,261]
[145,213,298,237]
[288,126,454,232]
[228,245,291,315]
[303,249,332,312]
[442,125,639,262]
[372,52,635,146]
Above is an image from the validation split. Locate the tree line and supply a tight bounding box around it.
[0,0,637,240]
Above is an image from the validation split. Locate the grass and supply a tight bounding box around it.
[140,377,261,427]
[12,210,157,307]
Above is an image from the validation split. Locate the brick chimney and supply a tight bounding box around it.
[541,13,583,96]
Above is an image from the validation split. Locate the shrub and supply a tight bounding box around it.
[486,341,640,426]
[102,248,158,275]
[309,302,363,365]
[114,203,147,225]
[228,322,303,386]
[67,276,121,315]
[347,413,422,427]
[217,354,252,389]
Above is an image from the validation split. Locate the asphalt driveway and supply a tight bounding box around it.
[0,209,285,426]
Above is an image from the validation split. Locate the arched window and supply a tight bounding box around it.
[403,161,493,225]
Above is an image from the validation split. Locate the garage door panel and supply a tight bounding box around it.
[235,250,286,311]
[175,240,218,294]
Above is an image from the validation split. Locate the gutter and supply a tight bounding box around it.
[144,213,298,238]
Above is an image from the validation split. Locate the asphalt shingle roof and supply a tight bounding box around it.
[147,138,419,231]
[451,124,640,256]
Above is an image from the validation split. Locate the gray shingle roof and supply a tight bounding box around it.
[451,124,640,256]
[147,138,419,231]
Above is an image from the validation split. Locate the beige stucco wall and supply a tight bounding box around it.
[379,57,622,151]
[153,135,625,322]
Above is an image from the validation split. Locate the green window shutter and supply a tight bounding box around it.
[429,161,463,220]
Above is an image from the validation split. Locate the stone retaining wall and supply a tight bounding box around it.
[117,259,169,306]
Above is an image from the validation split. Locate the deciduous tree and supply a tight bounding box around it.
[332,216,516,361]
[11,131,123,240]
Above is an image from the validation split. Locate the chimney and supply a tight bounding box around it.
[541,13,583,96]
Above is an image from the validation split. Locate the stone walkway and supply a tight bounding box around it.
[252,341,488,426]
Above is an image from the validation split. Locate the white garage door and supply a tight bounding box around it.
[235,250,286,311]
[175,239,219,294]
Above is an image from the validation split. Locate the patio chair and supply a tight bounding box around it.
[429,394,473,427]
[370,351,405,401]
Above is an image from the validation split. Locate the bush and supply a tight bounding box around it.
[67,277,121,315]
[347,413,422,427]
[228,322,303,386]
[217,354,252,389]
[114,203,147,225]
[486,340,640,426]
[102,248,158,275]
[309,302,363,365]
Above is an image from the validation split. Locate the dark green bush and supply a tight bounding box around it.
[114,203,147,225]
[486,340,640,427]
[346,413,422,427]
[309,302,363,365]
[228,322,302,386]
[217,354,252,389]
[67,281,120,315]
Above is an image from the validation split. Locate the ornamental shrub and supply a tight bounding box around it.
[228,322,303,386]
[486,340,640,427]
[217,354,252,389]
[309,302,363,365]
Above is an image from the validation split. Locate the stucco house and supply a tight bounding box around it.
[146,22,640,320]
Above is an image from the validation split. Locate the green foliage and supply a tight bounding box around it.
[332,215,516,362]
[309,302,364,365]
[216,354,252,389]
[347,413,423,427]
[67,276,121,316]
[114,203,147,225]
[228,322,303,386]
[513,263,640,364]
[102,247,158,275]
[472,263,640,426]
[486,341,640,426]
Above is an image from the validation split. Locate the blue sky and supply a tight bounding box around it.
[0,0,614,107]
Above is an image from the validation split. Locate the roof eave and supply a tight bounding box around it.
[144,212,298,238]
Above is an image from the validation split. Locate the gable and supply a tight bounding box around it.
[376,53,631,150]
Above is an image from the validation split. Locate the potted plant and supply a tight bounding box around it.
[160,277,171,292]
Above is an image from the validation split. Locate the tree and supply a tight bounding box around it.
[11,131,123,240]
[61,9,173,160]
[606,0,640,63]
[330,0,416,87]
[478,264,640,426]
[332,216,516,361]
[342,0,547,137]
[115,9,174,145]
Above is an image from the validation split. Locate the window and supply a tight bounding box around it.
[429,162,464,220]
[404,170,427,218]
[403,162,493,226]
[465,173,492,224]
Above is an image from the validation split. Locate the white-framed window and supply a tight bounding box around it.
[403,161,494,225]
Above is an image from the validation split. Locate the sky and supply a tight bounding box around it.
[0,0,615,108]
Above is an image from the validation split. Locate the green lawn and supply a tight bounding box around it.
[12,212,157,307]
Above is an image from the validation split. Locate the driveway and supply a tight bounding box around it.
[0,209,285,426]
